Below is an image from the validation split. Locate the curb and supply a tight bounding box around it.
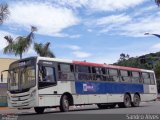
[0,107,10,110]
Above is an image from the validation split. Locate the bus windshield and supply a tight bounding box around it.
[8,66,36,91]
[8,58,36,91]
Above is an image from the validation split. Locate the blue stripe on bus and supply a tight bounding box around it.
[75,81,144,94]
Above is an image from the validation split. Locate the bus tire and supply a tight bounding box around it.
[118,94,131,108]
[60,95,70,112]
[131,94,140,107]
[34,107,45,114]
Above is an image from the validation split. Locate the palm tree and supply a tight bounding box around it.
[14,37,30,59]
[14,26,37,59]
[34,42,55,57]
[26,26,37,48]
[3,26,37,59]
[0,3,9,25]
[155,0,160,6]
[3,35,14,54]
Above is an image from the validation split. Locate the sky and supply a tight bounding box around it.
[0,0,160,64]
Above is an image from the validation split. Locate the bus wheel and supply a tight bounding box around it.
[97,104,108,109]
[118,94,131,108]
[131,94,140,107]
[34,107,45,114]
[60,95,69,112]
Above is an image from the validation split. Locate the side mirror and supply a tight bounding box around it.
[1,73,3,82]
[1,70,10,83]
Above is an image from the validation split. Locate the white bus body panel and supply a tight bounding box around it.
[107,94,123,103]
[38,81,75,106]
[88,94,107,103]
[7,87,38,108]
[73,95,89,104]
[140,94,157,102]
[143,85,157,94]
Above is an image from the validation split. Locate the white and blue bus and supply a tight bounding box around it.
[1,57,157,114]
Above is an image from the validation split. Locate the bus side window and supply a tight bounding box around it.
[101,67,107,81]
[108,69,119,82]
[139,72,143,83]
[150,73,155,85]
[91,67,102,81]
[142,72,150,84]
[58,63,75,81]
[131,71,140,83]
[120,70,131,83]
[76,65,92,81]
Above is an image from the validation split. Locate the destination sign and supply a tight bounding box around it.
[10,58,36,69]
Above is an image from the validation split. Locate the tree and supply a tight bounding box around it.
[3,35,14,54]
[119,53,130,62]
[0,3,9,25]
[34,42,55,57]
[3,26,37,59]
[14,26,37,59]
[155,0,160,6]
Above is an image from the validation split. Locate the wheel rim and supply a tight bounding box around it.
[124,95,131,107]
[63,98,69,109]
[134,95,140,106]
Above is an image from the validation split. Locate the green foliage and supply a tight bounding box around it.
[115,52,160,70]
[3,26,37,59]
[34,42,55,58]
[0,3,9,25]
[154,61,160,79]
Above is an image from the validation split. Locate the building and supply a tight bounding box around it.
[0,58,17,106]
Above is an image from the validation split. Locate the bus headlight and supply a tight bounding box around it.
[30,90,36,98]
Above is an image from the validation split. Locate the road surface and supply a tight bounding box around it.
[0,101,160,120]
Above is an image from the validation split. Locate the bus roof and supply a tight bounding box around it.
[73,61,154,73]
[36,57,154,73]
[13,57,149,72]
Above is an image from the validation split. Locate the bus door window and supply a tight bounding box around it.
[120,70,131,83]
[150,73,155,85]
[142,72,151,84]
[58,64,75,81]
[108,69,119,82]
[131,71,140,83]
